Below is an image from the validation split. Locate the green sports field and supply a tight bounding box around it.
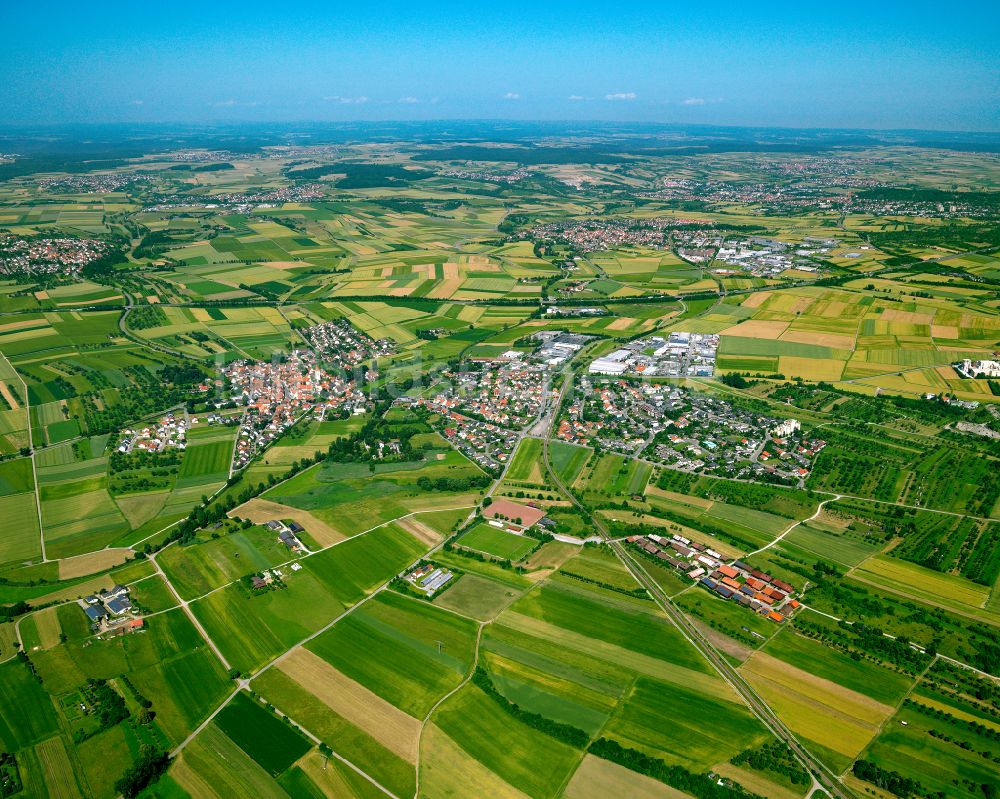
[455,523,538,560]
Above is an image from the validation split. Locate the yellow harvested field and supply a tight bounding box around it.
[741,292,770,309]
[711,763,803,799]
[457,305,484,323]
[427,278,463,299]
[442,262,460,279]
[788,296,815,314]
[33,290,50,300]
[931,324,960,339]
[396,515,445,547]
[740,651,891,758]
[881,309,935,325]
[467,254,497,268]
[645,484,714,510]
[232,497,346,547]
[853,555,989,609]
[778,356,846,381]
[296,750,375,798]
[721,319,789,338]
[564,755,690,799]
[816,300,852,318]
[0,318,47,333]
[606,317,637,330]
[0,381,21,410]
[780,329,856,349]
[32,606,62,649]
[399,494,477,513]
[419,723,531,799]
[58,548,132,580]
[914,692,1000,733]
[278,648,421,763]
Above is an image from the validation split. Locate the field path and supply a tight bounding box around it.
[740,494,841,559]
[414,622,485,798]
[149,548,233,671]
[267,699,404,799]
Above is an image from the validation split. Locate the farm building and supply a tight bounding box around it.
[83,604,108,623]
[105,596,132,616]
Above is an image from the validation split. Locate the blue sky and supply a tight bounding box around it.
[3,1,998,130]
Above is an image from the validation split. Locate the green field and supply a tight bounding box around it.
[860,696,1000,799]
[505,437,546,483]
[214,692,312,776]
[0,491,41,564]
[158,525,295,600]
[266,450,482,536]
[0,659,60,750]
[762,629,915,706]
[27,607,231,746]
[434,572,523,620]
[432,683,582,798]
[192,522,427,673]
[548,440,590,485]
[456,523,539,561]
[306,590,478,717]
[177,435,233,486]
[3,129,1000,799]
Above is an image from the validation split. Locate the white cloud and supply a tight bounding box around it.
[323,95,368,104]
[568,94,586,101]
[398,96,419,104]
[681,97,706,106]
[503,92,520,100]
[212,99,259,107]
[129,99,144,106]
[605,92,637,101]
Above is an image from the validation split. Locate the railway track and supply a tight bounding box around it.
[541,372,852,799]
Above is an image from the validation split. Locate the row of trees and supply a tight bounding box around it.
[730,741,810,786]
[851,759,926,799]
[471,667,589,747]
[114,746,169,798]
[588,738,765,799]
